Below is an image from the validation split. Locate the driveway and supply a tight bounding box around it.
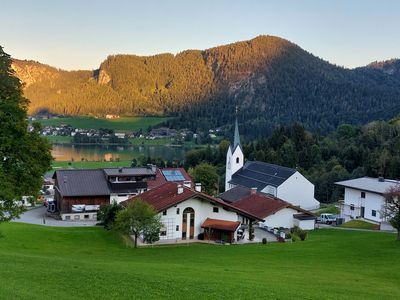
[13,206,97,227]
[236,227,277,244]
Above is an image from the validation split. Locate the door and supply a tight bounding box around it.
[360,206,365,218]
[182,207,195,240]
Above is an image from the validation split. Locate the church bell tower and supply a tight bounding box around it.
[225,107,244,191]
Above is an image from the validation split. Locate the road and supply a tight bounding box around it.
[13,206,97,227]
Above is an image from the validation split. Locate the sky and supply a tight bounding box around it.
[1,0,399,70]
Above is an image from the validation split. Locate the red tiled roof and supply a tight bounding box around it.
[201,218,241,232]
[146,168,192,190]
[122,182,263,221]
[124,182,195,211]
[231,193,291,219]
[146,169,168,190]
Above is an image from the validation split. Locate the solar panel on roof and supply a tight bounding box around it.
[162,170,185,181]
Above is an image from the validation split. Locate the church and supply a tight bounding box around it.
[224,115,320,211]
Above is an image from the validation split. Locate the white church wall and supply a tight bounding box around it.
[225,145,243,191]
[277,171,320,210]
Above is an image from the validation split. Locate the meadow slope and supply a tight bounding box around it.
[0,223,399,299]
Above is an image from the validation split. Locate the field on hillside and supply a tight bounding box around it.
[38,116,169,132]
[0,223,399,299]
[52,160,132,169]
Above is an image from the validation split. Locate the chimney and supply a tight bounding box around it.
[378,176,385,182]
[251,187,257,195]
[195,183,202,192]
[177,184,184,194]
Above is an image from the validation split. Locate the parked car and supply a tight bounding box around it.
[318,213,337,225]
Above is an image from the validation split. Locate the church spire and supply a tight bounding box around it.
[233,106,241,149]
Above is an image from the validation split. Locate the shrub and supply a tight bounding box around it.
[291,235,298,242]
[198,233,204,240]
[285,233,291,239]
[298,230,308,241]
[262,238,267,244]
[290,226,301,235]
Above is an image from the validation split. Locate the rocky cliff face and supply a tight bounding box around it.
[11,60,60,88]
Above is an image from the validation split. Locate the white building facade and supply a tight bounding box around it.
[158,197,241,241]
[336,177,399,229]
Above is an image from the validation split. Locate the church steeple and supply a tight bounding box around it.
[233,106,241,149]
[225,106,244,191]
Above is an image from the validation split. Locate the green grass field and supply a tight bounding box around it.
[0,223,399,299]
[52,160,132,169]
[340,220,380,230]
[38,116,169,132]
[45,135,73,144]
[317,204,340,216]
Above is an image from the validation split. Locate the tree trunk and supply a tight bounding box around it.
[134,234,138,248]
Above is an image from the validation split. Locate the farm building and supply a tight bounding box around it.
[53,166,192,221]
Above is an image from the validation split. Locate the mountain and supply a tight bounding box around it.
[11,35,400,138]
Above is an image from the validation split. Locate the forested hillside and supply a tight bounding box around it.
[184,120,400,202]
[11,35,400,137]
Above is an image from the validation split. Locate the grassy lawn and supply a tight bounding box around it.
[128,137,171,146]
[38,116,169,132]
[340,220,380,230]
[45,135,73,144]
[52,160,132,169]
[316,204,340,216]
[0,223,399,299]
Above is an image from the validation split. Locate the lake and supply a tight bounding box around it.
[51,144,189,162]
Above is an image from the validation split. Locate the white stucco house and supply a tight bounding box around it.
[123,182,262,243]
[335,177,399,230]
[225,116,320,211]
[219,186,316,230]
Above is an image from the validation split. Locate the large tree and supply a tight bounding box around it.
[189,163,219,195]
[383,186,400,241]
[0,46,52,222]
[114,199,162,248]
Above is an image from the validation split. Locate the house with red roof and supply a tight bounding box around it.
[122,182,262,243]
[220,186,316,230]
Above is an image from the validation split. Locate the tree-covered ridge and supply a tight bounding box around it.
[12,35,400,137]
[243,121,400,202]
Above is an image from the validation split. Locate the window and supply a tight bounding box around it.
[372,210,376,217]
[65,216,71,220]
[236,157,239,164]
[74,215,80,220]
[160,229,167,236]
[350,204,355,211]
[162,210,167,216]
[84,214,89,219]
[213,207,219,213]
[176,225,179,231]
[176,208,180,214]
[361,192,366,198]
